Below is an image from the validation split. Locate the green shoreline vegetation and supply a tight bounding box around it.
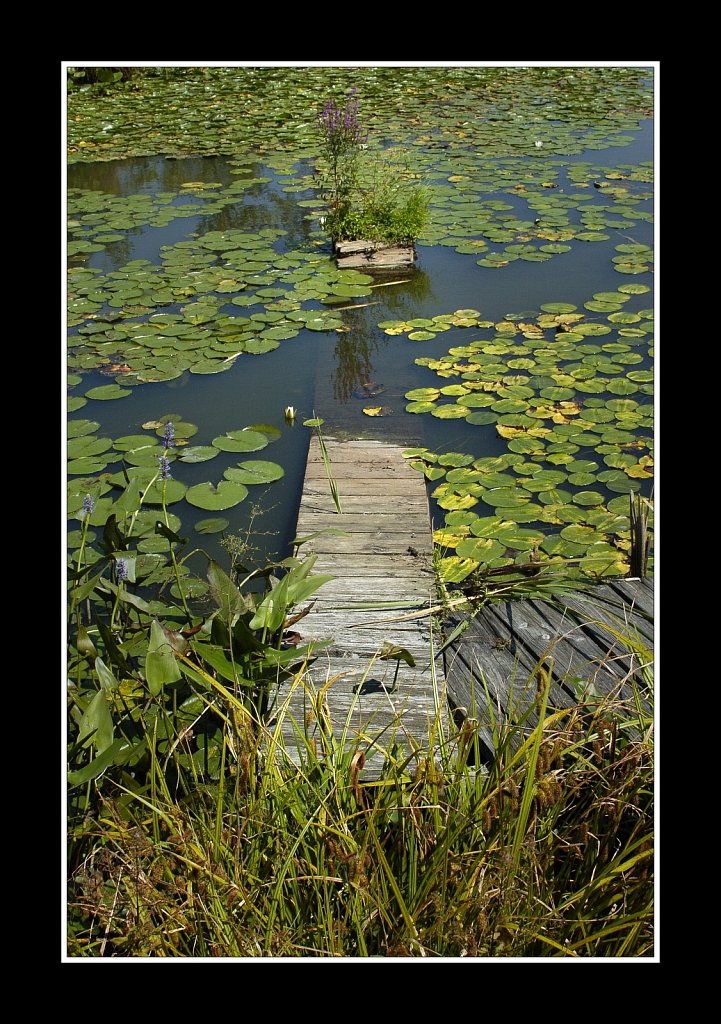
[66,66,654,958]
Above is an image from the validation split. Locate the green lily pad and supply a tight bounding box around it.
[540,302,577,313]
[405,388,440,401]
[469,516,504,538]
[432,404,471,419]
[406,401,438,414]
[438,453,475,468]
[495,526,545,548]
[194,517,230,534]
[482,488,531,508]
[618,283,650,294]
[466,411,498,425]
[186,480,249,510]
[455,537,505,561]
[224,461,284,484]
[144,479,188,505]
[67,396,88,412]
[67,436,113,459]
[84,384,132,401]
[67,419,101,439]
[607,494,636,515]
[572,490,605,506]
[559,524,598,547]
[245,339,282,354]
[408,330,436,341]
[212,430,269,453]
[508,436,545,453]
[179,446,220,463]
[156,419,198,440]
[458,394,496,408]
[436,556,479,583]
[248,423,282,440]
[67,457,111,475]
[540,535,589,558]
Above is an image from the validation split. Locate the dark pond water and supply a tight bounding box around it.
[66,118,654,575]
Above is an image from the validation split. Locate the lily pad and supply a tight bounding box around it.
[405,388,440,401]
[84,384,133,401]
[224,461,284,484]
[432,404,471,419]
[572,490,605,506]
[455,537,505,561]
[212,430,269,453]
[186,480,249,510]
[67,419,101,439]
[560,524,598,547]
[194,517,230,534]
[179,446,220,463]
[436,556,479,583]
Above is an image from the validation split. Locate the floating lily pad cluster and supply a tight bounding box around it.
[67,169,275,259]
[67,67,652,165]
[68,220,376,380]
[399,290,653,581]
[67,414,284,540]
[418,158,653,262]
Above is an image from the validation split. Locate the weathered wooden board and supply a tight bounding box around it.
[334,240,416,270]
[276,437,446,777]
[442,580,654,764]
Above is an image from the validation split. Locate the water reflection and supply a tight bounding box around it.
[328,268,433,403]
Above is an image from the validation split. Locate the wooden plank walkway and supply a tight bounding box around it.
[442,577,654,764]
[272,437,447,777]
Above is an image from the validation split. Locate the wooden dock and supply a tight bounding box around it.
[442,577,654,764]
[272,435,654,777]
[273,436,446,777]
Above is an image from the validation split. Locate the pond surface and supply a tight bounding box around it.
[66,92,654,588]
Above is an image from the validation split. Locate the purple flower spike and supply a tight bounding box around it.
[159,455,172,480]
[163,422,176,449]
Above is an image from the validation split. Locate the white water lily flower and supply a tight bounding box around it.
[284,406,297,422]
[535,140,543,148]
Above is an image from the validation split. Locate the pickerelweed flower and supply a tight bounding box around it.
[115,558,129,582]
[159,455,172,480]
[82,494,95,516]
[163,422,176,449]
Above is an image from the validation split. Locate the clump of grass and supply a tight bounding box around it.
[67,640,654,958]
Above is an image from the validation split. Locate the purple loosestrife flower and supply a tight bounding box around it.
[163,422,176,449]
[82,494,95,516]
[320,89,366,148]
[115,558,129,583]
[159,455,172,480]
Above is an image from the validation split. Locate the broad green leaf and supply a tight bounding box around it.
[224,461,285,485]
[207,559,251,624]
[145,619,182,696]
[78,689,114,754]
[186,480,249,509]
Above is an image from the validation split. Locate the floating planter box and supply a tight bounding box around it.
[334,240,417,270]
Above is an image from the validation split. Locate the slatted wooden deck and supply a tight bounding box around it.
[272,436,447,777]
[271,435,654,776]
[442,577,654,764]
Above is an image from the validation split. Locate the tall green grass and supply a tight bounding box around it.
[67,633,654,958]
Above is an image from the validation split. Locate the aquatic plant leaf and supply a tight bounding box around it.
[186,480,249,509]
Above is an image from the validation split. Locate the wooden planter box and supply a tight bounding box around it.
[334,239,416,270]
